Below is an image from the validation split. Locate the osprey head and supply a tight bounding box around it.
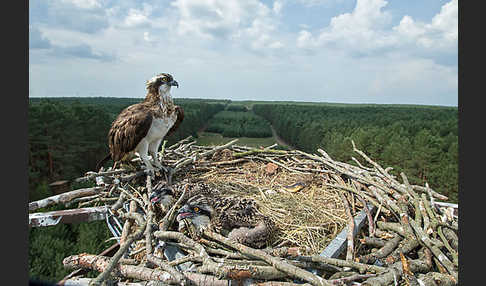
[149,184,175,213]
[146,73,179,94]
[176,194,214,233]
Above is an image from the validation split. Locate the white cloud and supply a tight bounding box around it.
[143,31,157,44]
[61,0,102,9]
[394,0,457,50]
[367,56,457,105]
[297,0,336,7]
[297,0,395,52]
[169,0,283,52]
[170,0,253,39]
[296,0,457,55]
[122,5,153,28]
[273,1,283,14]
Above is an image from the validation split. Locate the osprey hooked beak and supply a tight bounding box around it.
[176,205,194,221]
[170,80,179,88]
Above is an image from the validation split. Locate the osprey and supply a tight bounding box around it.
[96,73,184,173]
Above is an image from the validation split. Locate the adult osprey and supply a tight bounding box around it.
[96,73,184,173]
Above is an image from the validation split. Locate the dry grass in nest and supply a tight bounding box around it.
[198,160,349,255]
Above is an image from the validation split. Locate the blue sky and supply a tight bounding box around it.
[29,0,458,106]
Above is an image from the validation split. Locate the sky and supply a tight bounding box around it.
[29,0,458,106]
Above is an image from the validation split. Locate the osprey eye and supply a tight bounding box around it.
[193,207,200,212]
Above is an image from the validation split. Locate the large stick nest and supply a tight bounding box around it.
[32,136,458,286]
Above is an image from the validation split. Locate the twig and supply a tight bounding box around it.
[339,192,354,262]
[159,186,188,231]
[294,255,386,274]
[120,201,137,246]
[146,254,187,285]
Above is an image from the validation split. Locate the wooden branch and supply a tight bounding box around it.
[29,206,108,227]
[62,272,234,286]
[73,169,130,183]
[417,272,457,286]
[159,186,188,231]
[233,148,287,158]
[58,242,120,286]
[167,135,194,150]
[339,192,355,262]
[437,226,458,266]
[173,139,239,171]
[88,218,147,286]
[328,273,378,285]
[408,219,457,279]
[120,201,137,246]
[203,230,332,286]
[412,185,448,201]
[354,183,375,237]
[294,255,386,274]
[146,254,187,284]
[320,202,376,259]
[144,176,155,258]
[110,192,127,211]
[357,235,402,265]
[360,237,386,248]
[63,254,181,284]
[361,258,431,286]
[29,187,105,211]
[199,262,289,280]
[376,222,407,238]
[324,183,384,215]
[384,238,420,265]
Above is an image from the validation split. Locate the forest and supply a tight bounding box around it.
[205,110,273,138]
[28,98,458,283]
[252,103,458,202]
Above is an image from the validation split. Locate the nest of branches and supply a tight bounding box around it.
[29,136,459,286]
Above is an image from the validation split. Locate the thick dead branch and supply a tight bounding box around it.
[63,254,181,284]
[29,187,105,211]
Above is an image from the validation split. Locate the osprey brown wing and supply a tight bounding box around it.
[108,104,153,162]
[166,105,184,137]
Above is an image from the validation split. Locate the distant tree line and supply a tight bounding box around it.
[253,104,458,202]
[226,104,248,112]
[206,110,273,138]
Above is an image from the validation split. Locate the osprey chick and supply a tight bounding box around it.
[176,192,276,248]
[96,73,184,173]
